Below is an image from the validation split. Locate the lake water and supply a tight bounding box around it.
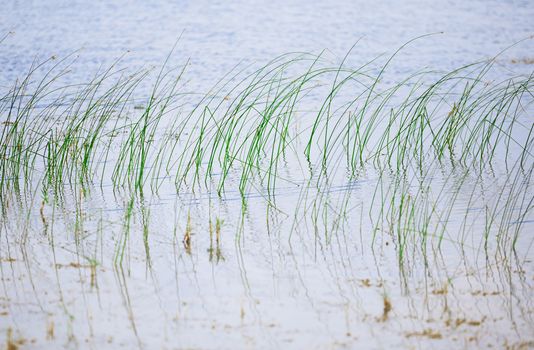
[1,1,534,349]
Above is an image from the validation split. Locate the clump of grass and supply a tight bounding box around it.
[115,196,135,265]
[2,43,532,201]
[0,39,532,260]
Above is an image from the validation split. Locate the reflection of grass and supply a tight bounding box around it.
[208,216,224,262]
[183,211,192,255]
[115,196,134,265]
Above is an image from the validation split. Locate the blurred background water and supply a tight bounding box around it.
[2,0,534,88]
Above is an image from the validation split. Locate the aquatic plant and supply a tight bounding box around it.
[0,40,532,262]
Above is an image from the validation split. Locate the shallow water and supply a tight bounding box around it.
[2,169,532,349]
[1,1,534,349]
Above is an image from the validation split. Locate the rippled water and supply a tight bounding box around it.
[2,0,534,85]
[1,1,534,349]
